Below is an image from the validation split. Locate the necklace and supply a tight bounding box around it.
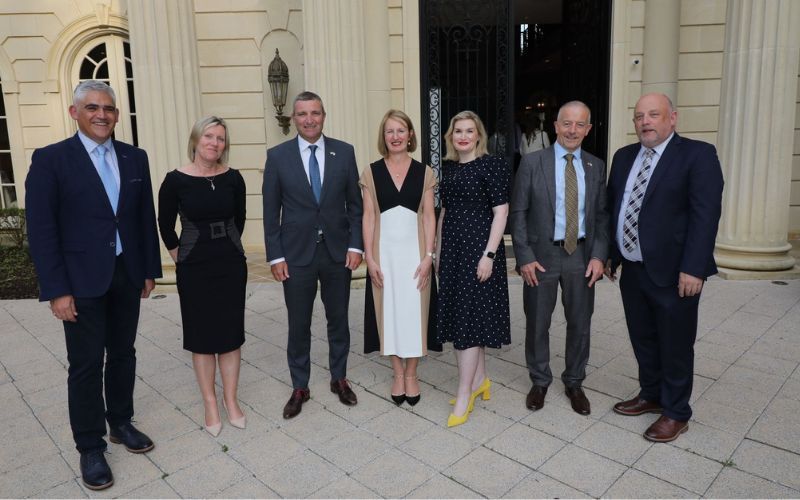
[205,176,216,191]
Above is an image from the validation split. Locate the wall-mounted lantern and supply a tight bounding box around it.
[267,49,291,135]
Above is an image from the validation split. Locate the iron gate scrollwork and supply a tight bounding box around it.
[420,0,514,198]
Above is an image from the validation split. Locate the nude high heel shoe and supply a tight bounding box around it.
[205,421,222,437]
[223,401,246,429]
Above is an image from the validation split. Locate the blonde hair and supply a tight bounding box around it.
[444,110,488,161]
[188,116,230,165]
[377,109,417,157]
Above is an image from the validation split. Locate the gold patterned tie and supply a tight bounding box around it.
[564,153,578,255]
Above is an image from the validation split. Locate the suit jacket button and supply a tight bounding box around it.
[110,242,116,247]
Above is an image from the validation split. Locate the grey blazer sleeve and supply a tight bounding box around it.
[510,152,538,267]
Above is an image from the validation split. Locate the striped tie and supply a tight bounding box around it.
[564,153,578,255]
[622,148,655,252]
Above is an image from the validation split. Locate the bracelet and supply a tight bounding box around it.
[426,252,436,260]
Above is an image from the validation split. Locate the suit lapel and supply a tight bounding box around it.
[114,140,132,212]
[541,147,557,218]
[642,134,681,207]
[319,135,336,204]
[582,153,596,213]
[291,136,318,203]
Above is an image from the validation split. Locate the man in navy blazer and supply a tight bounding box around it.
[262,91,363,419]
[25,80,161,490]
[606,93,723,442]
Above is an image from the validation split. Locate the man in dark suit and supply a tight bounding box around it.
[25,80,162,490]
[511,101,609,415]
[606,93,723,442]
[262,91,363,419]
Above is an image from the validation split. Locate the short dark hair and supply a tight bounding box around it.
[292,91,326,115]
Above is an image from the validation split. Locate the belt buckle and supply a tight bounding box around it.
[316,230,325,243]
[210,221,226,239]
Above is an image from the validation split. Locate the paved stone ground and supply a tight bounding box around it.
[1,273,799,498]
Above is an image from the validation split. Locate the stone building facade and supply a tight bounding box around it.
[0,0,797,273]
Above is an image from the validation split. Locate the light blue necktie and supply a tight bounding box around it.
[95,145,122,255]
[308,144,321,203]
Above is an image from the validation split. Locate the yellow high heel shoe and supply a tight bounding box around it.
[447,409,470,427]
[448,378,491,412]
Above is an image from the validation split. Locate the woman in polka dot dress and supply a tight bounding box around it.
[436,110,511,427]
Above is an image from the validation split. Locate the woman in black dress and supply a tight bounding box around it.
[158,116,247,437]
[436,110,511,427]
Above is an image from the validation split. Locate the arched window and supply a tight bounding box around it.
[71,35,137,145]
[0,78,15,208]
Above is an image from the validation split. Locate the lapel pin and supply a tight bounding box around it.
[329,151,336,156]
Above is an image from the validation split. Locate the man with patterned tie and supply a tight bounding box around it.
[510,101,609,415]
[606,93,723,442]
[25,80,161,490]
[262,91,363,419]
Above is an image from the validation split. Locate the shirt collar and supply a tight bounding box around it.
[554,141,582,161]
[297,135,325,152]
[77,130,113,154]
[641,131,674,158]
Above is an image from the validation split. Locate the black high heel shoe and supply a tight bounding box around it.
[391,375,406,406]
[405,376,421,406]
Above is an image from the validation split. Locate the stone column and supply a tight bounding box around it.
[363,0,391,159]
[127,0,203,281]
[641,0,681,101]
[302,0,371,169]
[714,0,800,272]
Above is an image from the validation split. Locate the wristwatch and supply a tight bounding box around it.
[483,250,496,260]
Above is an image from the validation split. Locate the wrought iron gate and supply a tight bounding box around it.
[420,0,514,186]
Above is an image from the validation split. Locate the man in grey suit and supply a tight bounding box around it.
[510,101,609,415]
[262,91,364,419]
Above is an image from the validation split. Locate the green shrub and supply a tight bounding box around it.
[0,208,38,299]
[0,245,39,299]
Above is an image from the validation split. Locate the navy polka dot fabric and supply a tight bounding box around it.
[437,155,511,350]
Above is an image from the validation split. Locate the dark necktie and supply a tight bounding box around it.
[622,148,656,252]
[564,153,578,255]
[309,145,321,203]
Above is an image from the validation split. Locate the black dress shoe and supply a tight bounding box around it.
[330,379,358,406]
[526,385,548,410]
[391,393,406,406]
[405,393,421,406]
[109,422,154,453]
[80,449,114,491]
[565,386,591,415]
[283,388,310,419]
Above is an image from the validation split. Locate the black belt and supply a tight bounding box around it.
[209,221,227,240]
[552,237,586,247]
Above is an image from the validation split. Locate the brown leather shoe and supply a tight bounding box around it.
[565,386,591,415]
[526,385,547,410]
[330,379,358,406]
[644,415,688,442]
[283,388,310,419]
[613,397,663,416]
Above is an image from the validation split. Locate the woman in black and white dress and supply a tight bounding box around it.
[361,109,440,406]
